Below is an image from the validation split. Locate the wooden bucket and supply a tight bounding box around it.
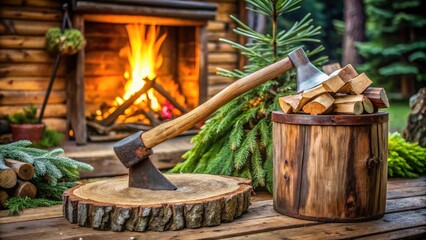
[272,111,388,222]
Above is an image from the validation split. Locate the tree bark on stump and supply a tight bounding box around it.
[63,174,252,232]
[404,88,426,147]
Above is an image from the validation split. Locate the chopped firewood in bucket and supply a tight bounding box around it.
[278,64,390,115]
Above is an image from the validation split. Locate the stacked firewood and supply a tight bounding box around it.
[0,159,36,208]
[279,64,390,115]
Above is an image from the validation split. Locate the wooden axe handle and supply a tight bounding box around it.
[142,57,293,148]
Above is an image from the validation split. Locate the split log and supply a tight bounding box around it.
[278,97,293,114]
[0,161,17,188]
[302,93,334,115]
[334,101,364,115]
[63,174,252,232]
[338,73,372,94]
[334,95,375,114]
[302,85,327,99]
[13,180,36,198]
[363,87,390,108]
[0,190,9,208]
[322,62,341,75]
[4,159,34,181]
[279,94,308,113]
[322,64,358,93]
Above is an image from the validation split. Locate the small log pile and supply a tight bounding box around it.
[279,64,390,115]
[0,159,36,208]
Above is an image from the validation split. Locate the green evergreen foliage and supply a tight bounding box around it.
[171,0,326,192]
[45,28,85,55]
[0,141,93,214]
[5,197,62,216]
[35,181,77,200]
[31,129,64,148]
[388,132,426,178]
[0,141,93,185]
[7,104,38,124]
[357,0,426,91]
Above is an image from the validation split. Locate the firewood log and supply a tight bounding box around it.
[334,95,375,114]
[322,62,341,75]
[302,85,327,99]
[12,180,37,198]
[363,87,390,108]
[5,159,35,181]
[334,102,364,115]
[322,64,358,93]
[338,73,373,94]
[302,93,335,115]
[0,161,17,188]
[0,190,9,208]
[278,96,293,113]
[278,94,308,113]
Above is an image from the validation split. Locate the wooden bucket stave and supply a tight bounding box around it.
[272,111,388,222]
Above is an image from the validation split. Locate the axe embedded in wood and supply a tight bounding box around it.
[113,47,328,190]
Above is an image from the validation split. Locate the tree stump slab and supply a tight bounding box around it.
[63,174,252,232]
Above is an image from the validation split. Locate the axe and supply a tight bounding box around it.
[113,47,328,190]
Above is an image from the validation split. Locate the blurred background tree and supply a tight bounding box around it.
[357,0,426,98]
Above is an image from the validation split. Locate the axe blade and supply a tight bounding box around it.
[114,131,177,190]
[129,157,177,190]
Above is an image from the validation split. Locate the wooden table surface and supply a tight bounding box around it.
[0,177,425,240]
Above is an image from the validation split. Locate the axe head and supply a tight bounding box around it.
[113,131,177,190]
[288,48,329,92]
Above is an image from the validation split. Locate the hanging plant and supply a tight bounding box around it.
[45,28,85,55]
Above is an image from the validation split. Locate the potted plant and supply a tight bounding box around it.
[7,104,44,142]
[45,28,85,55]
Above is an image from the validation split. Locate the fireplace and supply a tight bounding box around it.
[66,0,217,144]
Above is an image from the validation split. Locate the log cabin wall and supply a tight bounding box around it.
[0,0,66,133]
[0,0,244,137]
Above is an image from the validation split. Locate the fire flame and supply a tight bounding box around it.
[116,24,167,111]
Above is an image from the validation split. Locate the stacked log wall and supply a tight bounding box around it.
[0,0,66,133]
[205,0,242,98]
[0,0,243,135]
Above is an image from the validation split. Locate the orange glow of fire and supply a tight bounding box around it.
[115,24,167,111]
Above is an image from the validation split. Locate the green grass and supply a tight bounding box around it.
[382,99,411,133]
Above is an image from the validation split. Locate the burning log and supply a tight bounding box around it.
[128,109,161,126]
[87,121,134,135]
[152,81,189,114]
[99,78,154,126]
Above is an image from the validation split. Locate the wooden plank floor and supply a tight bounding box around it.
[0,177,425,240]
